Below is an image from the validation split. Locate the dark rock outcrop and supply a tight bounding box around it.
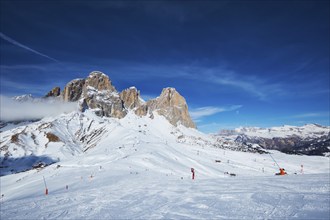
[62,79,85,102]
[82,87,126,118]
[45,87,61,97]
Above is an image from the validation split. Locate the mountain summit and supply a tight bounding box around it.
[61,71,196,128]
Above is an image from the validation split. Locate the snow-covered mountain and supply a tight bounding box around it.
[0,109,267,176]
[12,94,61,103]
[0,71,199,176]
[12,94,35,102]
[216,124,330,156]
[1,109,329,219]
[1,71,329,219]
[233,124,329,139]
[61,71,195,128]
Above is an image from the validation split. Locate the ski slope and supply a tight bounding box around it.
[1,171,329,219]
[1,111,329,219]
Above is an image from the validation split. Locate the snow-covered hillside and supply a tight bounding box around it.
[0,110,329,219]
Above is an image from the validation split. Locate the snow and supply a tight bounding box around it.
[0,121,37,132]
[138,96,146,103]
[66,78,84,85]
[12,94,34,102]
[88,71,108,79]
[1,171,329,219]
[232,124,329,139]
[1,111,329,219]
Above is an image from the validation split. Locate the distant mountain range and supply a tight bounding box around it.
[215,124,330,156]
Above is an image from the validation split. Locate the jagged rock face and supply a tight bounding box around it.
[60,72,195,128]
[62,79,85,102]
[120,87,142,109]
[45,87,60,98]
[81,72,126,118]
[135,105,148,117]
[147,88,196,128]
[84,71,116,93]
[84,97,126,119]
[82,87,127,119]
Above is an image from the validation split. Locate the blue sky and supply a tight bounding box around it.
[0,0,329,133]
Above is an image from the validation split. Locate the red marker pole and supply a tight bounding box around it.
[191,168,195,180]
[43,176,48,195]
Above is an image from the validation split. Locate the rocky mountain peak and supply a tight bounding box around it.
[59,71,195,128]
[119,87,143,109]
[84,71,116,92]
[158,87,187,107]
[131,87,196,128]
[81,72,125,119]
[145,87,196,128]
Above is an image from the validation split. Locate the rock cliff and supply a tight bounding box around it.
[45,87,61,98]
[62,79,85,102]
[144,88,195,128]
[120,87,143,109]
[60,71,195,128]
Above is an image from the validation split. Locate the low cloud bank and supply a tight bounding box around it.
[0,95,78,121]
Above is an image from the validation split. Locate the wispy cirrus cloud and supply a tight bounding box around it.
[292,112,329,118]
[202,69,286,101]
[1,60,324,102]
[91,62,283,100]
[190,105,242,120]
[208,74,267,99]
[108,63,284,100]
[0,32,59,63]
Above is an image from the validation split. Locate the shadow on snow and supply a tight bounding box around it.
[0,155,58,176]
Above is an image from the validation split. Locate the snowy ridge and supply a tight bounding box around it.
[12,94,34,102]
[233,124,330,139]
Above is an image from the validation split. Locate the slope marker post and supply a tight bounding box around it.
[43,176,48,195]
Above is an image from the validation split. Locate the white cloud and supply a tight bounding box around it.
[0,96,78,121]
[190,105,242,120]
